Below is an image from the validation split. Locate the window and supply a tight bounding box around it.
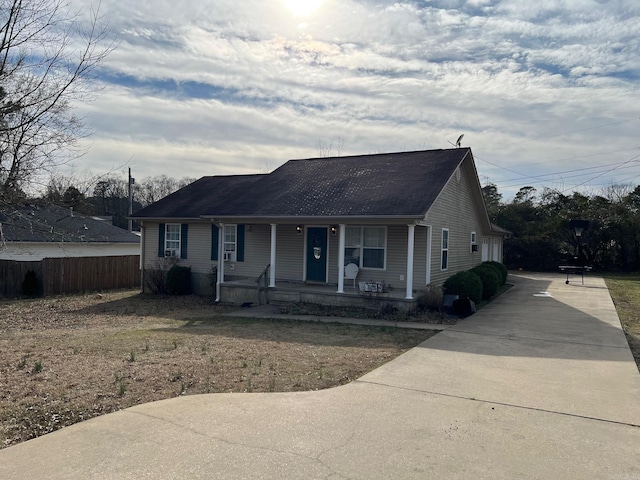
[211,224,244,262]
[345,226,386,269]
[223,224,237,261]
[441,228,449,270]
[470,231,478,252]
[165,224,181,257]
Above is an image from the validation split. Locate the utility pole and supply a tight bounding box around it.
[128,167,135,232]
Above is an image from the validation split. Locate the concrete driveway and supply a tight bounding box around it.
[1,273,639,479]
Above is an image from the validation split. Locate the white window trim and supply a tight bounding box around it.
[345,226,387,270]
[441,228,449,271]
[223,224,237,262]
[165,223,181,258]
[470,231,477,252]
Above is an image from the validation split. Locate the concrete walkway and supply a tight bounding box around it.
[1,273,639,479]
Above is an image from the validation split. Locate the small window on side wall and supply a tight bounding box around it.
[441,228,449,270]
[470,231,478,252]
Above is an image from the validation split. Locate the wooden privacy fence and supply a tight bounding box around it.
[0,256,140,298]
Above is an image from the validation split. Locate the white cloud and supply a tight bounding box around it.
[62,0,640,200]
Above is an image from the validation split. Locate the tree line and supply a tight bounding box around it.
[483,184,640,272]
[44,174,195,230]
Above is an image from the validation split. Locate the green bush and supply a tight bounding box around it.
[443,271,482,304]
[471,265,500,300]
[22,270,41,297]
[166,265,192,295]
[484,261,507,285]
[479,262,504,288]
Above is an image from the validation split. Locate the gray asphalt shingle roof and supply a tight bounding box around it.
[132,148,471,220]
[0,203,140,244]
[132,174,265,219]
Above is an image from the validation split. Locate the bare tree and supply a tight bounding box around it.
[317,137,345,158]
[0,0,114,201]
[136,175,195,207]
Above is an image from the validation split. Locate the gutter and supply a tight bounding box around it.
[199,214,426,223]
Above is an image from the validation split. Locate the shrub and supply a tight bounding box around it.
[471,264,500,300]
[166,265,192,295]
[484,261,507,285]
[443,271,482,304]
[145,258,176,294]
[415,285,444,313]
[22,270,41,297]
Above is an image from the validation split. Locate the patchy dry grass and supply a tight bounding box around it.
[0,290,436,449]
[604,273,640,372]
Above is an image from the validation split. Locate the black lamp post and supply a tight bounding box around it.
[569,219,590,265]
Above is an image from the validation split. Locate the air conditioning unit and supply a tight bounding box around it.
[165,249,178,258]
[223,251,232,261]
[471,244,479,252]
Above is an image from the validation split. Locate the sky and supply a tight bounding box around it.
[68,0,639,201]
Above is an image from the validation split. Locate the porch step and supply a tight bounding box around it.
[270,290,301,303]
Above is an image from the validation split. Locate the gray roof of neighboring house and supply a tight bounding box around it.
[132,149,472,220]
[0,203,140,244]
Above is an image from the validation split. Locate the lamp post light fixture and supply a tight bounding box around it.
[569,219,590,264]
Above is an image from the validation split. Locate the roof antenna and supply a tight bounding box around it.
[448,134,464,148]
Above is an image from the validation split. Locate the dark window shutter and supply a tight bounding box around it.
[211,224,219,261]
[158,223,165,257]
[237,224,245,262]
[180,224,188,259]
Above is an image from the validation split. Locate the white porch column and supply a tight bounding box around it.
[216,223,225,302]
[269,224,277,287]
[406,224,415,299]
[337,223,346,293]
[139,223,145,293]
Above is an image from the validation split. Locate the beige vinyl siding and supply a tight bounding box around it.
[412,226,428,290]
[425,160,487,287]
[142,222,210,274]
[275,226,304,281]
[181,223,213,274]
[142,222,160,270]
[225,224,270,278]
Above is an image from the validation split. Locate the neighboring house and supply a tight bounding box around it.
[0,203,140,260]
[132,148,507,308]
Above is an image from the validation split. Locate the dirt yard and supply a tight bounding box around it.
[0,291,436,449]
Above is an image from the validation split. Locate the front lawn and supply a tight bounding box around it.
[603,273,640,371]
[0,291,436,449]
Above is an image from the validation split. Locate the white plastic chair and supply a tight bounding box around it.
[344,263,359,288]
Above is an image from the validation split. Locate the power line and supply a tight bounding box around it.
[473,117,640,191]
[560,153,640,193]
[497,159,640,189]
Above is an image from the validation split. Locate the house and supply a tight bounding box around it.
[132,148,506,308]
[0,203,140,260]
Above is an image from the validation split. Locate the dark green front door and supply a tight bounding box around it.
[306,227,328,282]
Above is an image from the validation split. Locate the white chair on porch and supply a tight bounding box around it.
[344,263,359,289]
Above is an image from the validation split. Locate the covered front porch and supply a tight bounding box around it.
[211,221,433,306]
